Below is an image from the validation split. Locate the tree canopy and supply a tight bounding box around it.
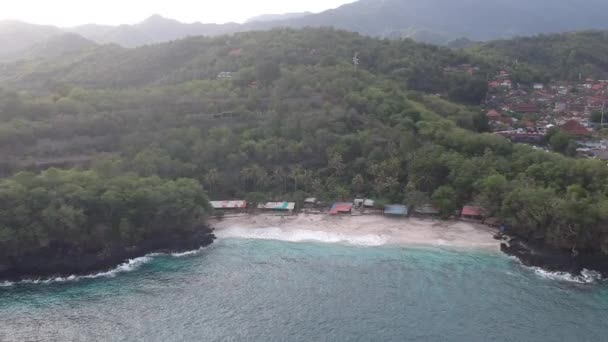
[2,28,608,256]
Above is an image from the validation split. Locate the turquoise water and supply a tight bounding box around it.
[1,238,607,341]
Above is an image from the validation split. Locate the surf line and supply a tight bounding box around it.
[0,247,207,287]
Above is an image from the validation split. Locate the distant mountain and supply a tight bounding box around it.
[470,30,608,81]
[0,21,63,60]
[71,0,608,46]
[246,12,311,23]
[69,15,240,47]
[3,0,608,56]
[271,0,608,42]
[22,33,97,60]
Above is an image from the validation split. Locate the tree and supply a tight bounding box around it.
[476,174,508,216]
[548,130,574,155]
[472,112,490,133]
[590,110,604,124]
[351,174,366,195]
[255,61,281,85]
[432,185,458,219]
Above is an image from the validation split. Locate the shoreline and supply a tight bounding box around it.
[3,214,606,285]
[213,213,608,279]
[0,228,216,284]
[212,213,500,251]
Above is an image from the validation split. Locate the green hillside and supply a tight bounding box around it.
[2,28,608,261]
[470,31,608,82]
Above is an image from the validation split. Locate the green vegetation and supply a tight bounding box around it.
[469,31,608,82]
[2,28,608,262]
[0,169,211,267]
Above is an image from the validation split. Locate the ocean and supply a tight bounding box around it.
[1,236,607,342]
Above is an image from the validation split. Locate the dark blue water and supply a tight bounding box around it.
[1,239,607,341]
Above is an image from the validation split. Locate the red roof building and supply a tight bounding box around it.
[512,104,539,113]
[329,203,353,215]
[486,109,501,120]
[561,120,591,136]
[488,81,500,88]
[498,116,513,125]
[461,206,485,220]
[228,48,243,57]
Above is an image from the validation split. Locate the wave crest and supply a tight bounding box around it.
[531,267,602,284]
[0,247,204,287]
[216,226,388,246]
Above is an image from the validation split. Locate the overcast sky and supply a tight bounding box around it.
[1,0,357,27]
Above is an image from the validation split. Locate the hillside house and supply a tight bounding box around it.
[329,203,353,215]
[512,103,539,114]
[384,205,409,217]
[461,206,485,221]
[414,204,440,217]
[561,120,591,137]
[210,200,247,212]
[217,72,234,80]
[258,202,296,213]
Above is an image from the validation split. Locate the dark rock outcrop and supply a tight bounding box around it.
[501,237,608,278]
[0,226,215,282]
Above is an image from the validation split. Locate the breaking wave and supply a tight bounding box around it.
[507,254,603,284]
[529,267,603,284]
[0,247,205,287]
[171,249,205,258]
[216,226,389,246]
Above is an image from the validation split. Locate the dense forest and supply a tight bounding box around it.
[0,169,213,278]
[2,27,608,275]
[470,30,608,82]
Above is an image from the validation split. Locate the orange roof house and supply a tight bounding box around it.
[561,120,591,137]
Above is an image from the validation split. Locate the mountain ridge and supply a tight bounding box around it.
[3,0,608,61]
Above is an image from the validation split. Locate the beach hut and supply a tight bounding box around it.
[414,204,440,216]
[384,205,409,217]
[304,197,317,208]
[461,206,485,221]
[354,198,375,209]
[210,200,247,211]
[258,202,296,213]
[329,202,353,215]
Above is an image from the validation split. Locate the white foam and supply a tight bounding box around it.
[0,247,205,287]
[5,256,154,286]
[509,254,604,284]
[528,266,602,284]
[216,226,389,246]
[171,249,203,258]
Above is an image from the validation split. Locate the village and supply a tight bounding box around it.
[209,199,500,232]
[483,70,608,159]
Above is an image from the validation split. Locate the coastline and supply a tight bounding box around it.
[4,213,606,285]
[501,238,608,279]
[212,213,500,251]
[213,213,608,280]
[0,227,216,283]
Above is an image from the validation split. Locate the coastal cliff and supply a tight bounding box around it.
[0,226,215,282]
[501,237,608,278]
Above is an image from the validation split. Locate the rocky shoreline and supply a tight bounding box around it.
[501,237,608,278]
[0,227,216,283]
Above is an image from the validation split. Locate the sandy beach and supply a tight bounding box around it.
[212,213,500,250]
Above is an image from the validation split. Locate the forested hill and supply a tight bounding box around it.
[2,27,608,266]
[470,31,608,82]
[259,0,608,43]
[4,0,608,60]
[0,28,490,100]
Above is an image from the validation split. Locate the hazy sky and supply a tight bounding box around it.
[1,0,357,27]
